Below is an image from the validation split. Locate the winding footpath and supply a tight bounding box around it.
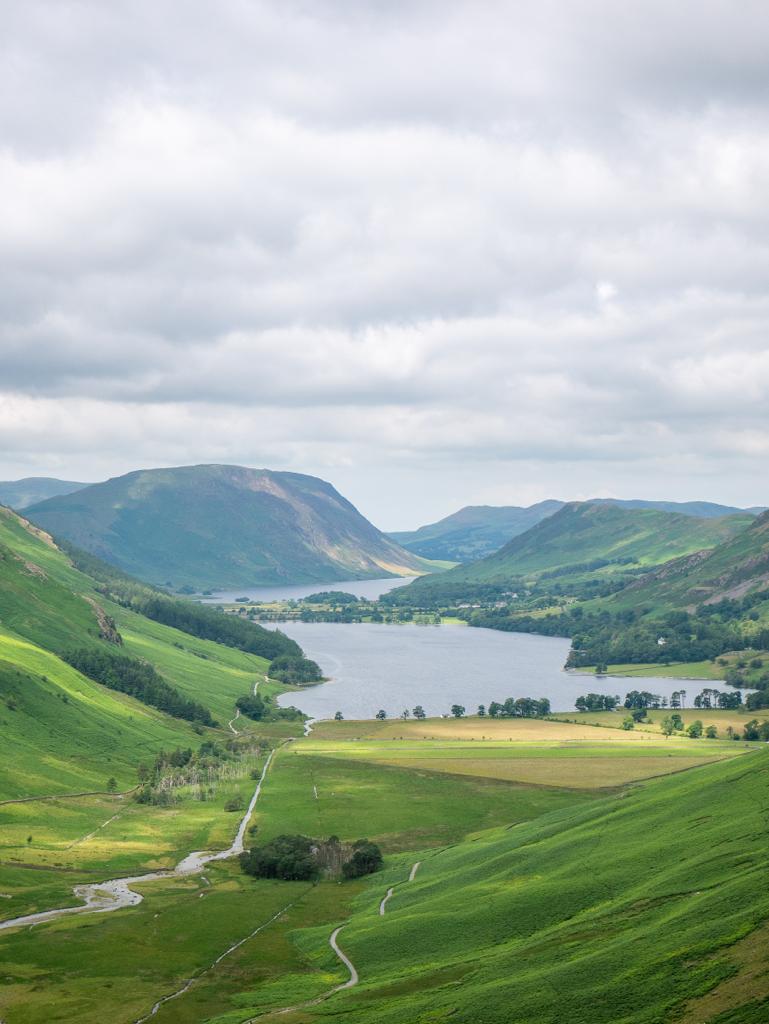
[229,676,262,734]
[0,751,275,934]
[245,858,422,1021]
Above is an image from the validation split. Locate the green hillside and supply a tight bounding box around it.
[0,477,88,510]
[274,750,769,1024]
[0,506,298,798]
[608,509,769,612]
[400,502,753,601]
[26,464,434,590]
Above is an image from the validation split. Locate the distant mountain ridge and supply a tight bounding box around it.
[392,498,764,562]
[389,501,564,561]
[399,501,755,600]
[26,464,433,590]
[0,477,88,510]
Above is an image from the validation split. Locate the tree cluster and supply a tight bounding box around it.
[240,834,318,880]
[268,654,323,684]
[486,697,551,718]
[64,647,216,726]
[240,834,383,882]
[236,692,267,720]
[342,839,384,878]
[301,591,359,605]
[575,693,619,711]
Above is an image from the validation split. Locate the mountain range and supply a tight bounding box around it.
[395,502,756,603]
[24,464,433,590]
[0,477,88,510]
[391,498,765,562]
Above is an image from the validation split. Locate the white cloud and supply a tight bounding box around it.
[0,0,768,526]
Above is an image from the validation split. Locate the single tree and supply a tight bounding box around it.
[106,777,118,793]
[375,709,387,720]
[477,704,486,717]
[705,724,718,739]
[334,710,344,721]
[687,720,703,739]
[450,704,466,718]
[412,705,426,720]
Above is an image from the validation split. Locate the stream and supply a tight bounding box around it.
[0,751,274,934]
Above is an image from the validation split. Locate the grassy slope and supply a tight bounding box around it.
[0,507,280,798]
[606,510,769,612]
[273,751,769,1024]
[25,465,434,589]
[0,628,198,799]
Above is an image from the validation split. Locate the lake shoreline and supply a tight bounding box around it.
[272,621,710,720]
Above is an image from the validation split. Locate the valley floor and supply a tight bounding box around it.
[1,713,768,1024]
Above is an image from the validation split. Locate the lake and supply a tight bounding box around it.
[273,622,701,719]
[203,576,416,604]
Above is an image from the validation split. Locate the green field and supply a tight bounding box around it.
[2,712,767,1023]
[575,650,769,684]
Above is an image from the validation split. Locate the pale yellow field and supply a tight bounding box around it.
[373,754,728,789]
[551,708,766,737]
[311,716,669,743]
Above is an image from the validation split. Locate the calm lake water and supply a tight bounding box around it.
[204,576,416,603]
[274,622,701,719]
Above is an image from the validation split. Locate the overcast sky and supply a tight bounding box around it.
[2,1,768,528]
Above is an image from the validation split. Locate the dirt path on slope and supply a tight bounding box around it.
[245,858,423,1021]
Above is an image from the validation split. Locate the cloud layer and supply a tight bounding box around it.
[2,1,768,526]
